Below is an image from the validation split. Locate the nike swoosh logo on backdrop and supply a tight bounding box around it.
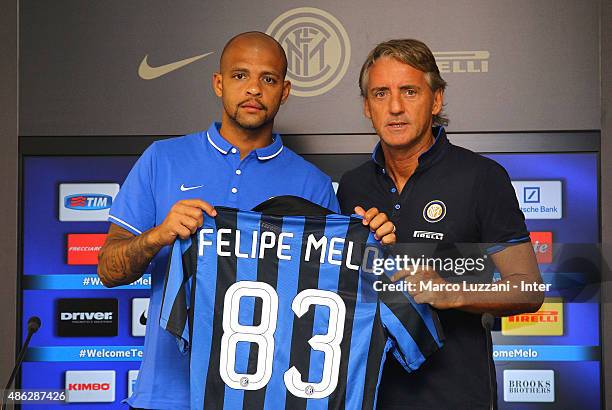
[139,312,147,326]
[138,51,214,80]
[180,184,204,192]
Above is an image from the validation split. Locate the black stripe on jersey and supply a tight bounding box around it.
[242,214,283,410]
[377,273,441,358]
[327,218,371,410]
[162,235,197,341]
[362,302,386,410]
[203,209,239,410]
[285,216,327,410]
[186,234,198,349]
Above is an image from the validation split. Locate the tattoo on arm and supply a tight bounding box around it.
[98,225,162,287]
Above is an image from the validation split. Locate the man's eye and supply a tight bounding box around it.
[262,76,276,84]
[233,73,246,80]
[405,89,417,96]
[374,91,386,98]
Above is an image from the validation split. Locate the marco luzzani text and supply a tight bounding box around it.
[370,254,550,293]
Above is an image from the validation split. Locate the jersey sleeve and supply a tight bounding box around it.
[476,160,530,254]
[160,235,197,352]
[107,142,157,235]
[379,276,444,372]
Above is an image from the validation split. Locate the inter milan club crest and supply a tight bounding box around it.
[266,7,351,97]
[423,200,446,223]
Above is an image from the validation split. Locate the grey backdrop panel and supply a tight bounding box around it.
[20,0,599,136]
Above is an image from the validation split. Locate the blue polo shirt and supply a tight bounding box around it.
[108,122,339,410]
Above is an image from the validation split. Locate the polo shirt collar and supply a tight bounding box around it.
[371,126,448,171]
[254,134,284,160]
[205,122,284,161]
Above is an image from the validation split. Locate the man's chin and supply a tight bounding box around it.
[234,116,268,130]
[379,134,417,149]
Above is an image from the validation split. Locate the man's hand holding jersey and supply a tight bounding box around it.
[148,199,217,246]
[354,206,397,245]
[391,267,462,310]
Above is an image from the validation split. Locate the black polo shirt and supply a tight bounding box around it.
[337,127,529,410]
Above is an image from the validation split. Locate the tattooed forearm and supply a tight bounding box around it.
[97,225,162,287]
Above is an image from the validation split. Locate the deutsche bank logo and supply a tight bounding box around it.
[523,187,540,203]
[512,181,562,220]
[267,8,351,97]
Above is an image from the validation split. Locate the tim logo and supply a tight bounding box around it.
[59,183,119,222]
[433,51,490,74]
[267,7,350,97]
[64,194,112,211]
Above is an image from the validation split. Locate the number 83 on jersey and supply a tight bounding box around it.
[219,281,346,399]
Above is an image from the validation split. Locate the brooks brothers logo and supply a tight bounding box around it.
[423,200,446,223]
[138,52,214,80]
[266,7,351,97]
[433,51,490,74]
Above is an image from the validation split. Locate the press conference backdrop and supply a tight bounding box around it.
[20,0,599,136]
[20,146,600,409]
[17,1,602,408]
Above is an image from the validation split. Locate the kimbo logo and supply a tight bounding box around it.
[65,371,115,403]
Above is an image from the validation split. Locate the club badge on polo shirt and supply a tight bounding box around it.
[423,200,446,223]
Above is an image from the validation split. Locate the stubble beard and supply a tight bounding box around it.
[230,105,271,130]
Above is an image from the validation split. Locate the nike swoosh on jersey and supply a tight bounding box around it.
[139,311,147,326]
[180,184,204,192]
[138,52,214,80]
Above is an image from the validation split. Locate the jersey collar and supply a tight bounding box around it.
[205,122,284,161]
[371,126,448,172]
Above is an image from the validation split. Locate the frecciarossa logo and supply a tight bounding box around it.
[64,194,113,211]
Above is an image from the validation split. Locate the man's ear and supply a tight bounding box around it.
[363,97,372,119]
[280,80,291,105]
[432,89,444,116]
[212,72,223,97]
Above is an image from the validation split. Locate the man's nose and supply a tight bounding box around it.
[246,78,262,97]
[389,93,404,115]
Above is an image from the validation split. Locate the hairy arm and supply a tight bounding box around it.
[452,242,544,315]
[397,242,544,316]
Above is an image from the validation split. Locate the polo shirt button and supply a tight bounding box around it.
[231,148,237,154]
[394,204,401,210]
[382,168,386,174]
[235,169,242,175]
[391,188,397,193]
[231,188,238,194]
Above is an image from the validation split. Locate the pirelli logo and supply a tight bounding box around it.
[413,230,444,240]
[502,298,563,336]
[433,51,490,74]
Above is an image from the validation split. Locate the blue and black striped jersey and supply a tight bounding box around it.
[161,205,443,410]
